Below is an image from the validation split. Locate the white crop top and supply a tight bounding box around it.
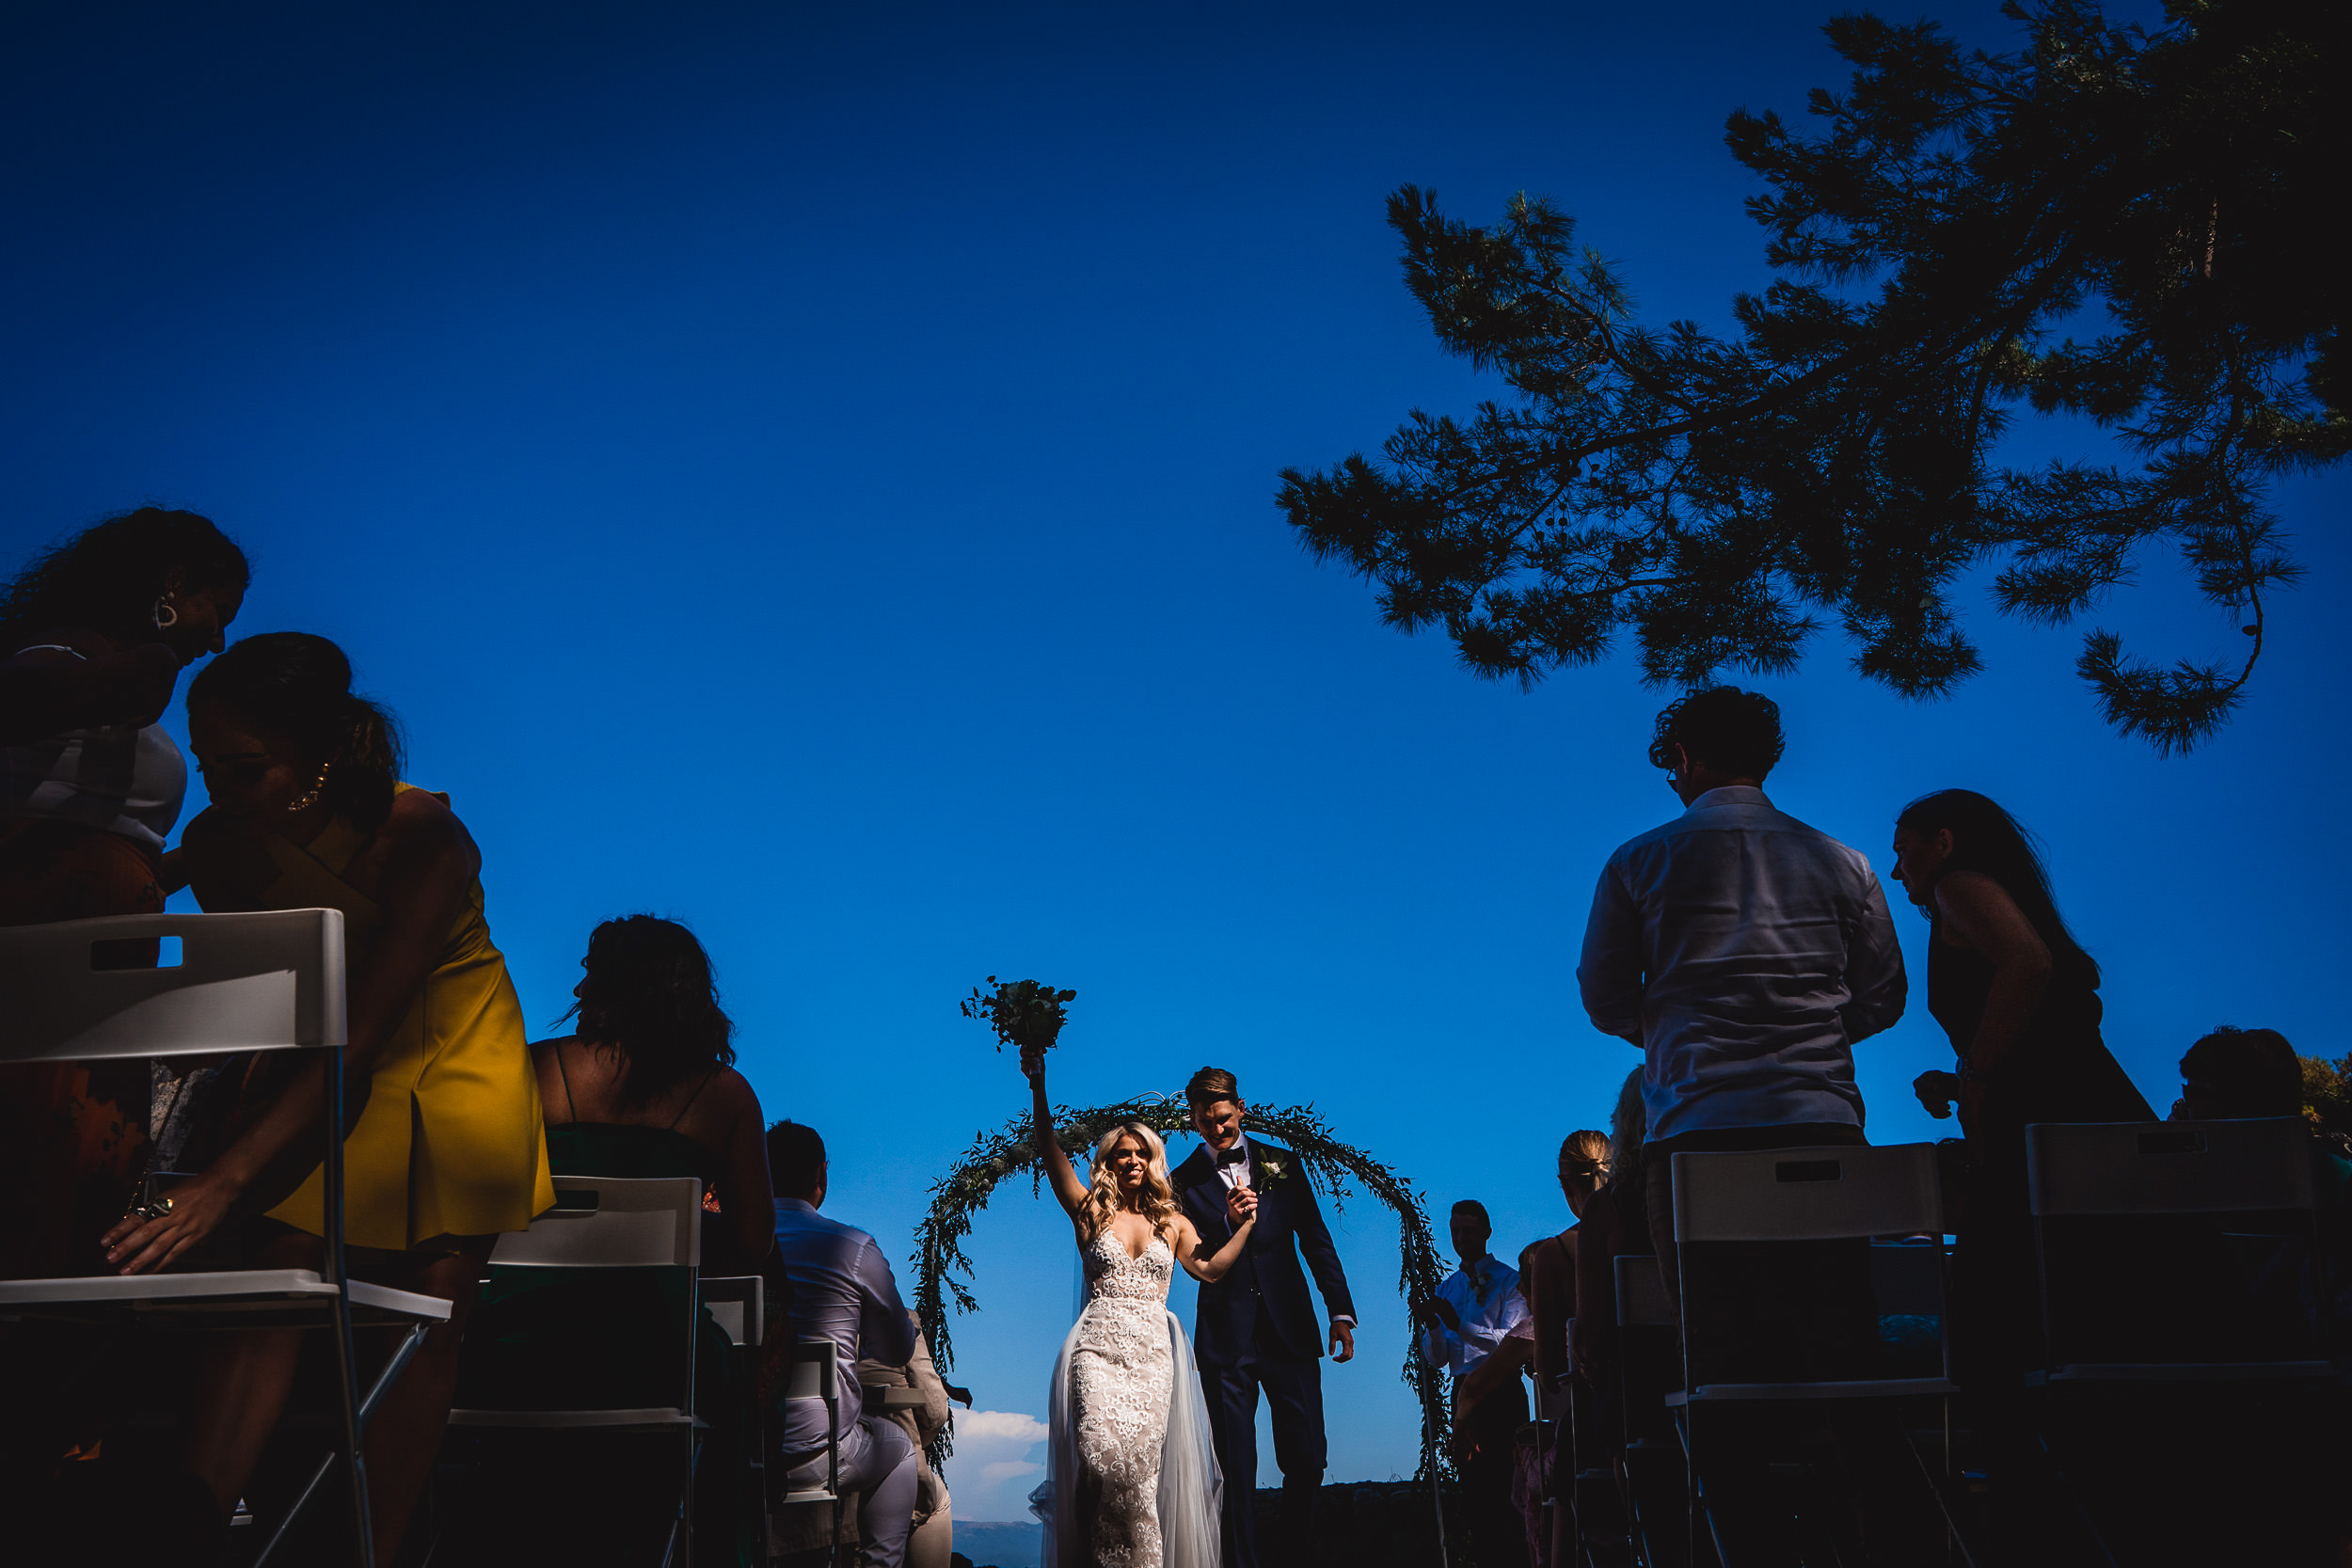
[1,644,188,852]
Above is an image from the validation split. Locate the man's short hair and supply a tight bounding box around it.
[1451,1199,1491,1226]
[768,1118,826,1196]
[1185,1066,1240,1110]
[1647,687,1786,779]
[2181,1025,2301,1119]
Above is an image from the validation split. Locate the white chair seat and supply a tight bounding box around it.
[2028,1361,2335,1385]
[1670,1375,1959,1405]
[448,1406,697,1430]
[0,1268,451,1326]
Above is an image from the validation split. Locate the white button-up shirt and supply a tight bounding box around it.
[1422,1254,1529,1378]
[1577,785,1906,1143]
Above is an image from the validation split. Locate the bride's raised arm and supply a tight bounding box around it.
[1028,1058,1089,1221]
[1169,1201,1256,1285]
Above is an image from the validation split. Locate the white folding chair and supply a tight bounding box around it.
[773,1335,845,1565]
[1669,1144,1956,1561]
[0,909,450,1568]
[448,1174,705,1566]
[702,1273,771,1563]
[2026,1117,2331,1385]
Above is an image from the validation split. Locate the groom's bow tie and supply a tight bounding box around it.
[1214,1147,1248,1167]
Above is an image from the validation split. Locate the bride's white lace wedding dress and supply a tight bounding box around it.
[1030,1229,1223,1568]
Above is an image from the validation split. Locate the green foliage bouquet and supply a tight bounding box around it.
[961,975,1077,1076]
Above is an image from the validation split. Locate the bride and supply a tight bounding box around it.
[1024,1052,1253,1568]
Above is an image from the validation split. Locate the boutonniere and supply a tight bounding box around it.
[1254,1153,1289,1184]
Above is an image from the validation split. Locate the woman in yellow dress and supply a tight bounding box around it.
[100,630,554,1563]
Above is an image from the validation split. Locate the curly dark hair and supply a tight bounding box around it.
[559,915,738,1109]
[187,632,404,832]
[1,507,248,647]
[2180,1025,2300,1120]
[1646,686,1785,778]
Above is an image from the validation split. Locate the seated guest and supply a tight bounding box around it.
[1571,1070,1654,1388]
[1506,1130,1609,1568]
[857,1319,960,1568]
[770,1120,920,1568]
[1419,1199,1531,1568]
[532,914,775,1271]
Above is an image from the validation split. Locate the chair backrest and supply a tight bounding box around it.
[785,1337,837,1404]
[491,1177,702,1269]
[1613,1255,1673,1326]
[2027,1119,2316,1217]
[1673,1143,1941,1243]
[1868,1241,1946,1317]
[702,1275,765,1348]
[0,909,346,1063]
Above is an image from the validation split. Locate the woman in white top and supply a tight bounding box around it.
[0,507,248,1279]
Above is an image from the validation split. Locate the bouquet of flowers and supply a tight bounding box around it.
[961,975,1077,1078]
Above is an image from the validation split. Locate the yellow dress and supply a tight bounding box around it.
[238,785,554,1251]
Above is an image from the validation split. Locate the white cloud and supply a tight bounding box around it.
[976,1460,1044,1487]
[958,1409,1049,1445]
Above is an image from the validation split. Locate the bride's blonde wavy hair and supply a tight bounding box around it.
[1077,1120,1182,1247]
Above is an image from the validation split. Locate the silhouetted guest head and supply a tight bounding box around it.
[1648,687,1784,803]
[187,632,403,832]
[1,506,248,665]
[1450,1198,1492,1261]
[558,915,738,1110]
[1606,1067,1648,1195]
[2179,1026,2301,1120]
[1557,1130,1610,1218]
[769,1119,827,1202]
[1892,788,2098,987]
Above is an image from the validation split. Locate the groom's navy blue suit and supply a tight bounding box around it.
[1173,1136,1356,1568]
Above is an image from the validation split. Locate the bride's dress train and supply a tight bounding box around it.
[1030,1230,1223,1568]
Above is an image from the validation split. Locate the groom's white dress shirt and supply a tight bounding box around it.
[1207,1132,1353,1328]
[1421,1254,1529,1378]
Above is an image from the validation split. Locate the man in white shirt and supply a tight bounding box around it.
[1418,1200,1531,1568]
[1576,686,1905,1343]
[769,1120,920,1568]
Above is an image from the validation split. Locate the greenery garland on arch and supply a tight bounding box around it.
[910,1089,1454,1481]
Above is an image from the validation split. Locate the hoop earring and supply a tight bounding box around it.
[152,598,180,631]
[286,764,330,814]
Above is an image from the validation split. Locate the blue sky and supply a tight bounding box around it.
[5,0,2342,1523]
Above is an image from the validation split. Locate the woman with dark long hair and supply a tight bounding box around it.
[98,631,555,1563]
[0,508,249,1279]
[1891,789,2152,1385]
[531,915,775,1267]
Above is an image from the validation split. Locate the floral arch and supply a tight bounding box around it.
[910,1091,1454,1479]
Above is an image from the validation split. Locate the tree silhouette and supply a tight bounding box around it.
[1281,0,2343,752]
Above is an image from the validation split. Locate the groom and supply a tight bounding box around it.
[1171,1065,1357,1568]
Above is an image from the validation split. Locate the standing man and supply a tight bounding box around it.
[1171,1066,1358,1568]
[1576,686,1905,1322]
[1419,1199,1532,1568]
[1576,688,1908,1563]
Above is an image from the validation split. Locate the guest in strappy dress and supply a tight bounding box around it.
[0,508,248,1281]
[99,631,556,1564]
[1892,792,2152,1392]
[531,914,775,1268]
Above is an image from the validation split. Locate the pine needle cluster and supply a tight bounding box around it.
[1281,0,2343,751]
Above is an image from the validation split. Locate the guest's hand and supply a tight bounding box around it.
[1913,1070,1961,1119]
[1329,1319,1355,1363]
[101,1167,243,1275]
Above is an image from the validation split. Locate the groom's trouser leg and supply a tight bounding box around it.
[1260,1354,1327,1552]
[1202,1357,1262,1568]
